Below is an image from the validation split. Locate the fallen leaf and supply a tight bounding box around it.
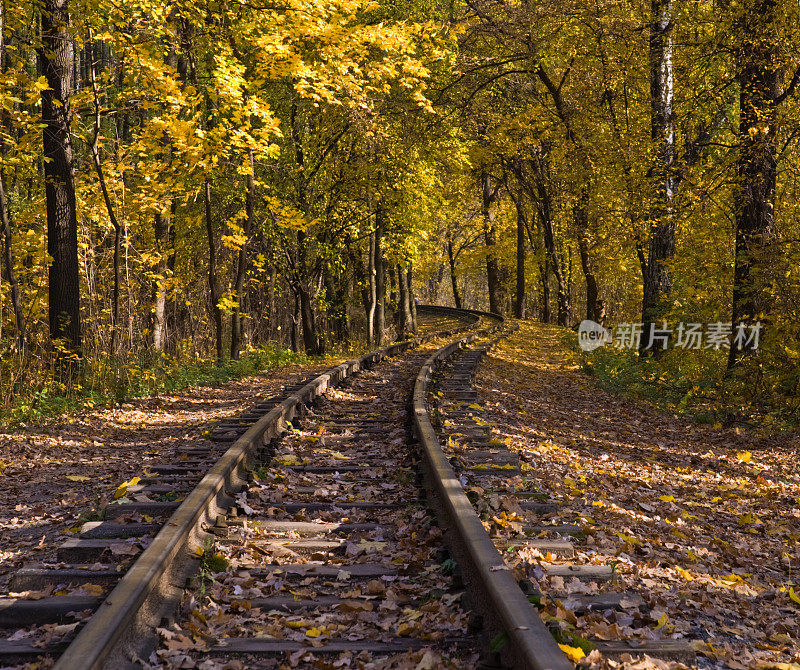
[558,643,585,662]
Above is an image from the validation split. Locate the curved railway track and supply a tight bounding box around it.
[430,337,697,667]
[0,307,582,670]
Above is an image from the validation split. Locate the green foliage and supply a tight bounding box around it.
[581,341,800,433]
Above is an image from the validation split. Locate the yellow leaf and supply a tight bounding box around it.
[789,587,800,606]
[276,455,300,466]
[82,583,105,596]
[563,477,576,489]
[286,621,309,629]
[617,532,642,546]
[655,612,669,629]
[659,495,676,503]
[66,475,90,482]
[738,512,762,525]
[397,622,414,636]
[113,476,141,500]
[736,451,752,463]
[331,451,349,460]
[305,627,322,638]
[675,566,695,581]
[558,644,585,661]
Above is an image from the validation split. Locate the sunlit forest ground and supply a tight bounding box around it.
[478,321,800,669]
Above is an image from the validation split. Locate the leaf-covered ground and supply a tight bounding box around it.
[149,337,479,669]
[0,360,340,594]
[475,322,800,669]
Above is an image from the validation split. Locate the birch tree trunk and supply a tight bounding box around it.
[153,210,169,352]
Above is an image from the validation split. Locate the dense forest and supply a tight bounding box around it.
[1,0,800,424]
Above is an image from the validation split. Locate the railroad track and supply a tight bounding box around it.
[0,307,556,670]
[0,307,702,670]
[0,309,469,668]
[431,337,697,666]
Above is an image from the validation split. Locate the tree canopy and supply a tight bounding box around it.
[1,0,800,424]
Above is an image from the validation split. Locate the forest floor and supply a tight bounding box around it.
[476,322,800,669]
[0,357,344,593]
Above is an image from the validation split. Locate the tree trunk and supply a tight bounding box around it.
[641,0,676,353]
[299,283,320,354]
[728,0,779,368]
[39,0,81,368]
[87,35,124,354]
[295,229,323,355]
[574,198,602,323]
[398,264,413,338]
[539,259,551,323]
[367,230,376,345]
[506,178,528,319]
[231,153,254,360]
[515,199,526,319]
[352,242,369,333]
[0,6,26,354]
[204,178,223,361]
[397,264,407,337]
[153,210,170,352]
[0,170,25,353]
[446,238,462,309]
[290,291,301,353]
[534,173,570,326]
[407,264,417,333]
[374,205,386,344]
[482,172,502,314]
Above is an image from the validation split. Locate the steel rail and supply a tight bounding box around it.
[411,307,573,670]
[54,307,478,670]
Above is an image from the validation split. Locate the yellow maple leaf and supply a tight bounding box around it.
[789,587,800,606]
[558,644,585,661]
[736,451,752,463]
[659,495,676,503]
[305,627,322,638]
